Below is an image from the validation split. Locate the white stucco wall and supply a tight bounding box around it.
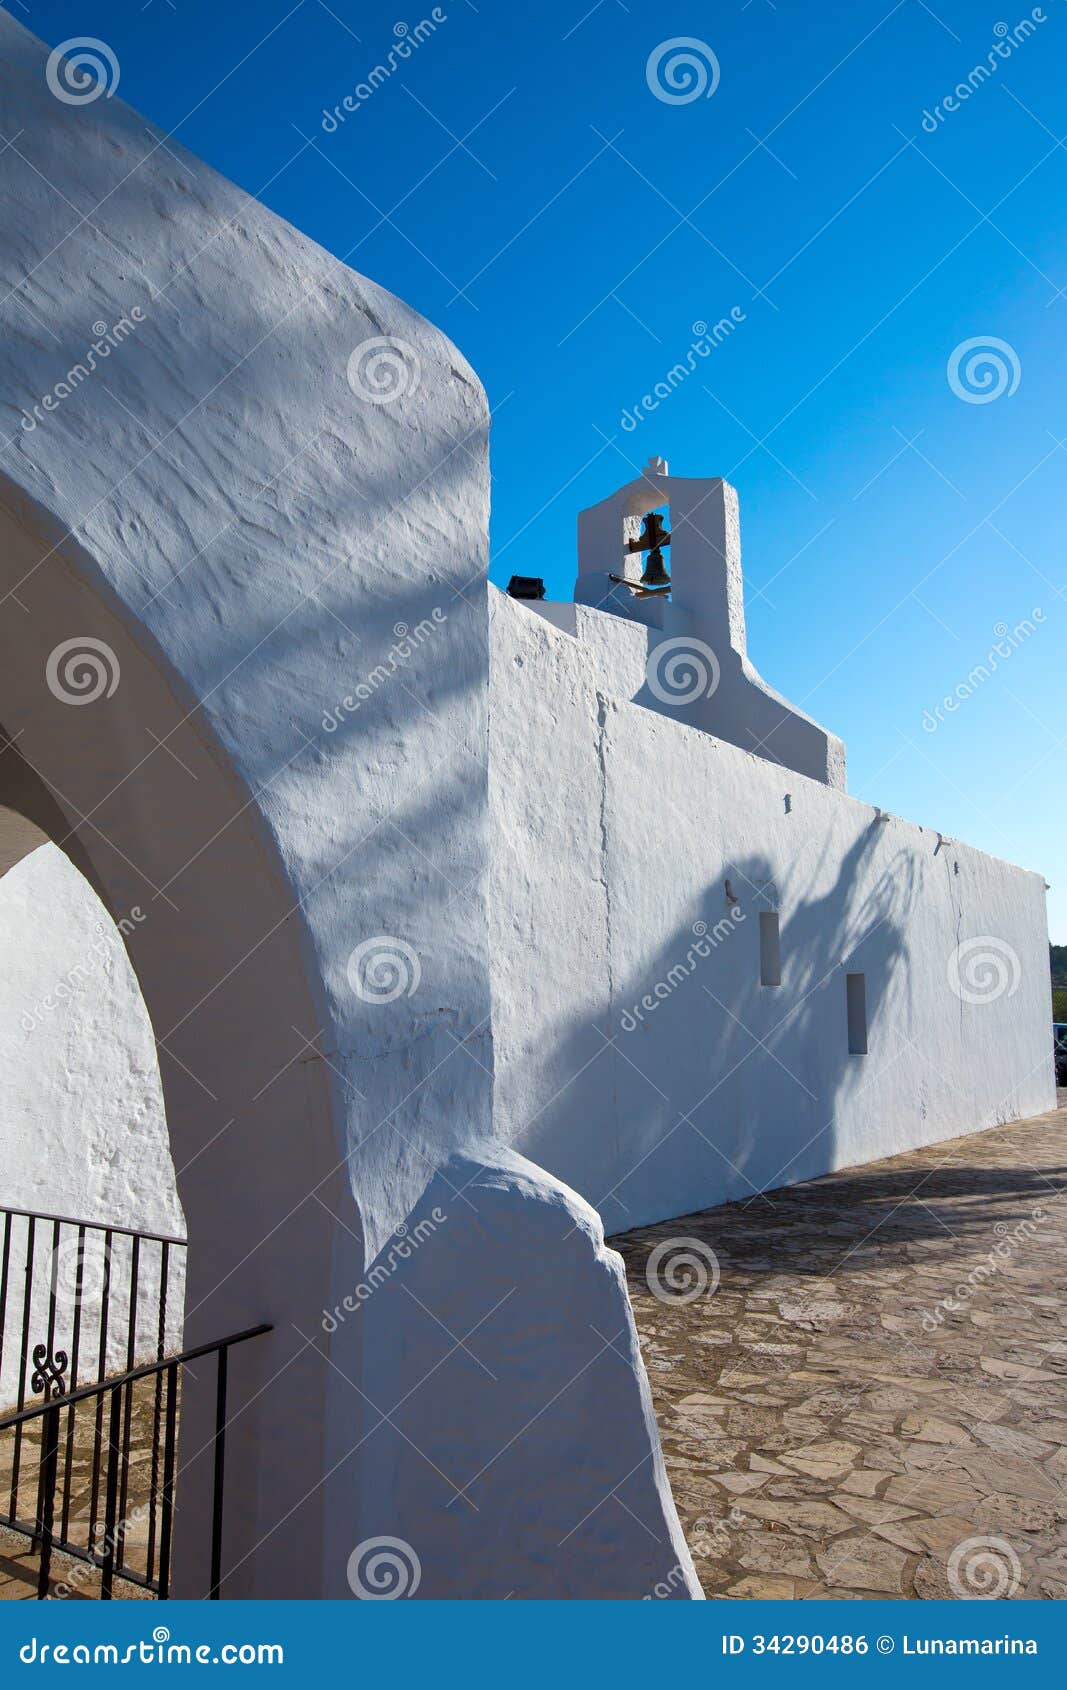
[489,587,1055,1233]
[1,844,176,1225]
[0,844,182,1409]
[0,15,698,1598]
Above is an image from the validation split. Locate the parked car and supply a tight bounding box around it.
[1055,1023,1067,1087]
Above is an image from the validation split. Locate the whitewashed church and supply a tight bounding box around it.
[0,13,1054,1601]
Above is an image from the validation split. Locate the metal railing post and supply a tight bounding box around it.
[209,1345,229,1599]
[34,1400,60,1600]
[100,1384,123,1601]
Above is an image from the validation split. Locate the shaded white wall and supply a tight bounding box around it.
[0,844,182,1409]
[1,844,175,1223]
[489,587,1055,1233]
[0,14,698,1599]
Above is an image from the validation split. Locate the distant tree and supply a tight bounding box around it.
[1052,944,1067,991]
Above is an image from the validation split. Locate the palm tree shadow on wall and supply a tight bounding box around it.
[513,821,920,1236]
[751,824,922,1195]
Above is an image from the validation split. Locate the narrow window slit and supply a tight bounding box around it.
[847,972,868,1055]
[759,912,781,987]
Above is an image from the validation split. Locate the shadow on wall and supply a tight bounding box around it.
[512,824,918,1235]
[321,819,921,1596]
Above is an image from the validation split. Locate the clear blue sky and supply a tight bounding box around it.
[15,0,1067,940]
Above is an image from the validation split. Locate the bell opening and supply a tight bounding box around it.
[628,503,671,597]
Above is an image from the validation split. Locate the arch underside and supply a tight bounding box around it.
[0,501,361,1595]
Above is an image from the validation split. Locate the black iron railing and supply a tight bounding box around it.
[0,1205,187,1548]
[0,1323,271,1598]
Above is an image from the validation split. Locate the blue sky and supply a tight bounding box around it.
[12,0,1067,941]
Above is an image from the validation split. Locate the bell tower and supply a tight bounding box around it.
[558,459,845,788]
[504,457,845,788]
[574,457,748,662]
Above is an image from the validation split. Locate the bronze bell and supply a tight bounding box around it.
[631,510,671,588]
[640,543,671,589]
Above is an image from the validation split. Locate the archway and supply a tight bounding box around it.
[0,799,184,1401]
[0,10,700,1598]
[0,529,359,1596]
[0,803,188,1594]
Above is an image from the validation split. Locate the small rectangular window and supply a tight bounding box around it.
[759,912,781,987]
[847,972,868,1055]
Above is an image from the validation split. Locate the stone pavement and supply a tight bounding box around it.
[0,1384,163,1600]
[614,1094,1067,1600]
[0,1525,153,1601]
[3,1101,1064,1602]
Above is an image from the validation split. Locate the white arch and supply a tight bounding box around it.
[0,12,698,1599]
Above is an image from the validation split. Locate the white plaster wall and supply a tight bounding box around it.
[0,845,182,1409]
[489,588,1055,1233]
[1,844,176,1225]
[0,8,493,1592]
[354,1143,698,1598]
[0,16,698,1598]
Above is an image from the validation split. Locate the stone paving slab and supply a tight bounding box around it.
[613,1095,1067,1600]
[0,1382,166,1600]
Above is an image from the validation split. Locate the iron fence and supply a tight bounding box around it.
[0,1206,186,1539]
[0,1321,271,1598]
[0,1204,270,1598]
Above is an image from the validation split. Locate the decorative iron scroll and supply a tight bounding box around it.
[30,1345,68,1402]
